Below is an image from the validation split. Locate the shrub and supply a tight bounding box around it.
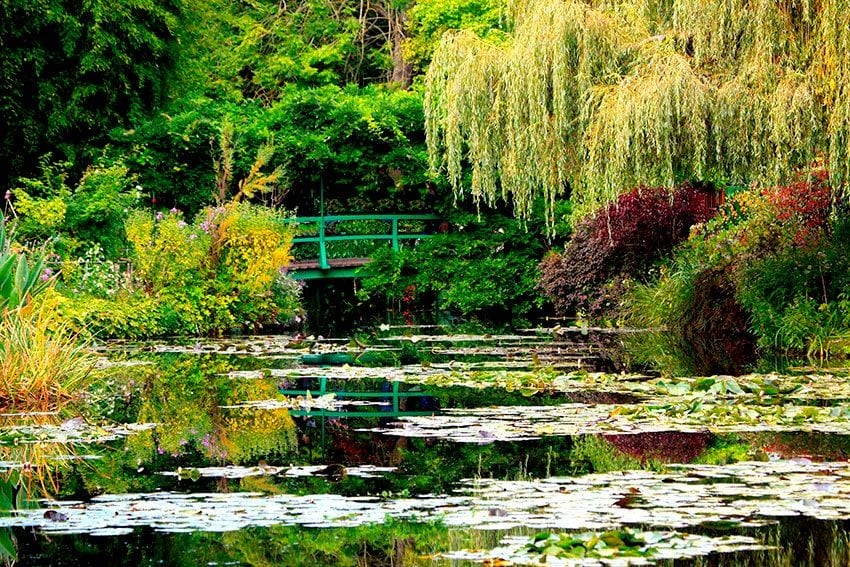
[59,245,131,299]
[56,292,167,340]
[358,210,547,326]
[627,261,756,375]
[539,183,721,318]
[64,202,300,338]
[626,171,850,372]
[11,160,140,258]
[125,208,209,293]
[0,225,93,409]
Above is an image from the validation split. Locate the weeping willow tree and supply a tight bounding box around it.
[424,0,850,223]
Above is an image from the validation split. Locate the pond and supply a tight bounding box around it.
[3,328,850,565]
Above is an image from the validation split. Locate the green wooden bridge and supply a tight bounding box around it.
[286,213,439,280]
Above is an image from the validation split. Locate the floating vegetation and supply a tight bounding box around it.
[399,368,850,404]
[159,464,396,480]
[440,460,850,532]
[95,336,406,359]
[378,334,554,344]
[220,394,339,412]
[0,421,155,445]
[445,529,765,565]
[366,402,850,442]
[6,460,850,539]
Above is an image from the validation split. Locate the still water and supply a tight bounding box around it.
[3,329,850,565]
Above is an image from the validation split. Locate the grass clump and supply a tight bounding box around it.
[0,302,93,410]
[0,223,93,410]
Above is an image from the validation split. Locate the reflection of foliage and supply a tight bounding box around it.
[218,521,449,567]
[400,437,573,494]
[109,356,299,481]
[0,478,19,563]
[568,435,646,475]
[222,408,297,465]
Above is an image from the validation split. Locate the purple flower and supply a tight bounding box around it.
[40,268,53,282]
[200,221,211,233]
[177,220,187,228]
[156,212,163,221]
[189,233,197,240]
[170,207,179,214]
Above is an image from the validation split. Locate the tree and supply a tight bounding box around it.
[424,0,850,226]
[0,0,185,186]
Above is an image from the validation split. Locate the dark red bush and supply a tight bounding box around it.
[539,183,721,318]
[767,171,834,247]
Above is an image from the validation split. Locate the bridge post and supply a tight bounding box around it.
[391,218,400,252]
[318,218,330,269]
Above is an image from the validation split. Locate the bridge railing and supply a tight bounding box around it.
[285,213,439,270]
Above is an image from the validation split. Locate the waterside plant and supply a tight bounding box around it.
[0,224,94,410]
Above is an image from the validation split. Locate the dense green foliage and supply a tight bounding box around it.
[359,208,550,326]
[0,0,184,186]
[111,86,431,216]
[12,159,140,257]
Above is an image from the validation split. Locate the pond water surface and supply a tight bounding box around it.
[3,329,850,565]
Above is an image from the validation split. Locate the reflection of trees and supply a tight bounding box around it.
[126,355,298,467]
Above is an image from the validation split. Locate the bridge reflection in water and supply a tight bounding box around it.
[280,375,438,449]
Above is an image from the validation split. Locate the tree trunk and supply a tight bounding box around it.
[389,8,412,88]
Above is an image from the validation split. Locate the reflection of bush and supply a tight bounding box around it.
[222,408,297,464]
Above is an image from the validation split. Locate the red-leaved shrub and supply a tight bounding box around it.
[539,183,721,318]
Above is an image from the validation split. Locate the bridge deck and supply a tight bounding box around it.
[289,258,370,270]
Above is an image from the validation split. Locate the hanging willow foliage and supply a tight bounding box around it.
[425,0,850,224]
